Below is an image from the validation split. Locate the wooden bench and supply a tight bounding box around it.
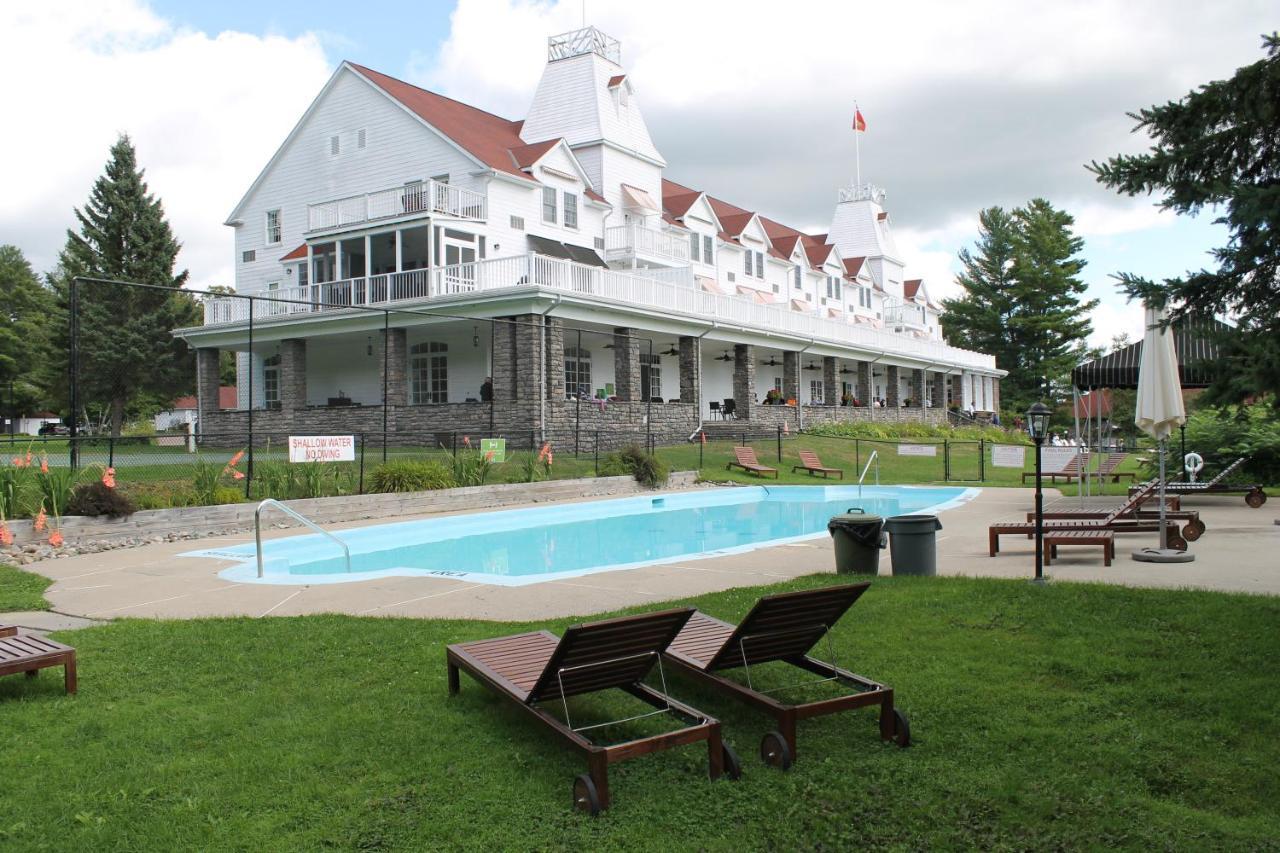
[0,627,77,694]
[1042,530,1114,567]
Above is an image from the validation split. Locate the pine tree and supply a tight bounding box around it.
[52,135,200,435]
[0,245,55,426]
[942,200,1096,410]
[1089,33,1280,411]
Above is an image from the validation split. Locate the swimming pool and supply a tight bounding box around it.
[188,485,975,586]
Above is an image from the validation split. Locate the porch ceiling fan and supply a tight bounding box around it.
[759,355,782,367]
[839,365,855,375]
[802,360,821,371]
[715,350,734,362]
[660,344,680,356]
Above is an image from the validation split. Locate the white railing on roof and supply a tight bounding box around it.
[201,254,995,370]
[548,26,621,64]
[306,179,486,231]
[604,224,691,264]
[885,302,927,329]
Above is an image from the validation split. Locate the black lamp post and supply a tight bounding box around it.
[1026,402,1052,583]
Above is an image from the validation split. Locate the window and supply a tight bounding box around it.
[329,135,339,155]
[825,275,841,300]
[743,250,751,277]
[793,267,802,290]
[809,380,824,404]
[265,209,281,245]
[594,236,605,250]
[242,250,256,263]
[298,263,308,287]
[754,251,763,279]
[689,233,700,263]
[263,355,281,410]
[564,346,592,398]
[266,281,279,291]
[510,215,525,230]
[563,192,578,229]
[431,173,450,185]
[410,342,448,404]
[357,128,366,149]
[703,236,713,265]
[542,187,557,223]
[640,353,661,399]
[727,271,736,282]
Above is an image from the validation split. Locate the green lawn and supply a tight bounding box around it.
[1,575,1276,849]
[0,563,50,612]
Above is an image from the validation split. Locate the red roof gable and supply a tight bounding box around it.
[771,234,802,257]
[508,139,559,170]
[607,74,627,88]
[280,243,308,261]
[843,257,866,277]
[661,212,689,230]
[717,210,754,237]
[584,188,608,204]
[349,63,531,180]
[904,279,923,300]
[804,243,834,268]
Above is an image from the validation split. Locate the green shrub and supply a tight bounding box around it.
[212,487,244,505]
[33,464,76,519]
[369,460,457,493]
[1158,406,1280,484]
[67,481,137,517]
[123,483,198,510]
[451,451,493,487]
[600,444,669,488]
[805,421,1024,445]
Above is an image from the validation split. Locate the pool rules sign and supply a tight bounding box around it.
[288,435,356,463]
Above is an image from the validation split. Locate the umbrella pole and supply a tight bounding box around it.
[1158,439,1168,550]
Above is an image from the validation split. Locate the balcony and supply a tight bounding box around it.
[306,180,486,232]
[201,254,995,371]
[885,302,928,332]
[604,224,691,267]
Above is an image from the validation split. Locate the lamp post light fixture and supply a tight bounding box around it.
[1026,401,1053,583]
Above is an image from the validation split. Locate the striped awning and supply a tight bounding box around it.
[1071,317,1228,389]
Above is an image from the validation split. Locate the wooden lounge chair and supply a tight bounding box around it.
[0,626,77,695]
[446,608,737,816]
[663,583,909,771]
[792,450,844,479]
[1021,452,1087,484]
[1026,498,1206,540]
[1096,453,1137,483]
[1132,458,1268,507]
[989,481,1190,555]
[728,446,778,478]
[1042,530,1115,566]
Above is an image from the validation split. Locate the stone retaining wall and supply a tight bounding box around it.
[545,400,700,451]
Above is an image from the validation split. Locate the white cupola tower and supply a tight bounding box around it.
[521,26,666,217]
[827,183,907,301]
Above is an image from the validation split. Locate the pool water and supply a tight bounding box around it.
[189,485,975,586]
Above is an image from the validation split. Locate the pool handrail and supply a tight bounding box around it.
[254,499,351,579]
[857,451,879,497]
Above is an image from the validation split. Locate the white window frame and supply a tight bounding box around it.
[542,187,557,224]
[410,341,449,404]
[565,346,592,398]
[702,235,712,265]
[265,209,281,246]
[563,191,578,229]
[689,232,700,263]
[329,135,339,156]
[754,251,763,279]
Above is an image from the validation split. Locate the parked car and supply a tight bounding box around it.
[37,423,70,436]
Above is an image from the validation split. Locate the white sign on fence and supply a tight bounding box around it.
[897,444,937,457]
[288,435,355,463]
[1041,447,1082,473]
[991,445,1027,468]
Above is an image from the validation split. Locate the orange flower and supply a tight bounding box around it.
[700,431,707,445]
[0,524,12,546]
[546,450,553,466]
[34,507,46,532]
[484,450,495,462]
[102,467,116,489]
[48,530,64,548]
[40,456,49,473]
[25,452,32,465]
[228,450,245,468]
[463,435,472,448]
[537,442,551,462]
[10,456,21,467]
[231,469,245,480]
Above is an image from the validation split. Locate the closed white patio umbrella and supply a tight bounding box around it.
[1133,303,1193,562]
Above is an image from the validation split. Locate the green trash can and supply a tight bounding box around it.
[884,514,942,576]
[827,508,887,575]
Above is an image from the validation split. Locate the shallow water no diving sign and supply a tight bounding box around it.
[288,435,355,463]
[480,438,506,463]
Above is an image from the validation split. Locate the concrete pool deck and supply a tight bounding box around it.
[6,486,1277,625]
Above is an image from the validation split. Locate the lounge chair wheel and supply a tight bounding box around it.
[572,773,601,817]
[892,708,912,748]
[722,743,743,781]
[1184,519,1205,541]
[760,730,793,771]
[1167,531,1188,552]
[1246,490,1266,508]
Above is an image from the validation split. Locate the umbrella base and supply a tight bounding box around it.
[1131,548,1196,564]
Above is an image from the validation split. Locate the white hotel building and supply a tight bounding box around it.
[181,27,1003,444]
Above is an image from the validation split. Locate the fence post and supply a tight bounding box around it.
[108,435,115,469]
[68,277,79,470]
[944,439,950,481]
[594,430,600,475]
[776,426,782,462]
[699,433,704,468]
[246,295,254,496]
[358,433,366,494]
[855,439,861,476]
[452,430,458,458]
[979,438,986,482]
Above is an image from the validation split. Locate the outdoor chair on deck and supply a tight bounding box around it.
[446,608,738,816]
[1133,458,1268,507]
[989,480,1192,556]
[708,401,721,419]
[662,583,909,771]
[0,626,77,695]
[792,450,844,479]
[728,446,778,478]
[722,399,738,420]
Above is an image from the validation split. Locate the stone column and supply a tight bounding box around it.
[783,351,800,403]
[885,365,900,407]
[856,361,871,405]
[514,315,544,404]
[490,317,518,401]
[733,343,754,420]
[545,317,565,400]
[931,372,946,408]
[613,327,641,401]
[280,339,307,410]
[993,378,1001,413]
[910,368,925,408]
[823,357,838,406]
[380,328,407,406]
[196,348,221,430]
[678,336,700,404]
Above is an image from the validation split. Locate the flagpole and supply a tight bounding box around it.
[854,101,862,187]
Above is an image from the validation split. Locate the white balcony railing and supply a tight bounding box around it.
[604,224,691,264]
[201,254,995,370]
[885,302,928,330]
[306,180,486,231]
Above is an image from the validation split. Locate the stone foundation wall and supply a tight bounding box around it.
[545,400,699,451]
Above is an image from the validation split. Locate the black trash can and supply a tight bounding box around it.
[827,508,887,575]
[884,514,942,576]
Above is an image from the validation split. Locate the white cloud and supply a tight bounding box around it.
[0,0,332,288]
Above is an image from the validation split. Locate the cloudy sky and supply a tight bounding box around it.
[2,0,1273,347]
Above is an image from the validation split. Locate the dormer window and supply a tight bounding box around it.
[542,187,557,224]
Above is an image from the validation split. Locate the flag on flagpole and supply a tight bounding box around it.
[852,108,867,132]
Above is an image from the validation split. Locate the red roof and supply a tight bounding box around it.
[171,395,197,410]
[804,243,834,268]
[904,279,923,300]
[607,74,627,88]
[664,190,702,219]
[508,139,559,170]
[584,188,608,204]
[218,386,238,409]
[876,212,888,221]
[661,211,689,230]
[771,234,802,258]
[843,257,866,277]
[280,243,308,261]
[349,63,531,180]
[717,210,754,237]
